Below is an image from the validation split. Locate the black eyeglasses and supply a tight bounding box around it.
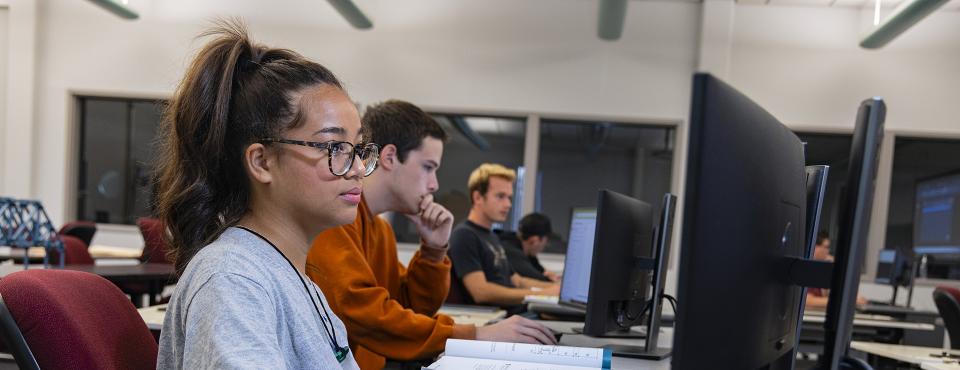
[260,138,380,177]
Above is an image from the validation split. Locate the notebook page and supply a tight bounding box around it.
[425,356,597,370]
[445,339,610,369]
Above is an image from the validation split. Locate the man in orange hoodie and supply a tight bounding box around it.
[306,100,557,370]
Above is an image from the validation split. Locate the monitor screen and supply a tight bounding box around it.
[914,172,960,255]
[559,208,597,306]
[875,249,897,285]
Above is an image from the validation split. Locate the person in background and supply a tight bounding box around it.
[448,164,560,309]
[805,231,868,310]
[499,213,561,283]
[155,20,375,369]
[306,101,556,370]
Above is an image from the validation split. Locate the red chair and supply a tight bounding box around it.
[0,270,158,369]
[934,286,960,349]
[58,221,97,248]
[48,235,95,266]
[137,218,170,264]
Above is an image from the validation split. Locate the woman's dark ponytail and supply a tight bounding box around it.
[155,19,342,277]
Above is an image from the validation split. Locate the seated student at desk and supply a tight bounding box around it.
[806,231,867,310]
[498,213,560,282]
[306,101,556,370]
[155,22,362,369]
[449,164,560,310]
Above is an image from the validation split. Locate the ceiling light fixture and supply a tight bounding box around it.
[860,0,948,49]
[873,0,882,26]
[327,0,373,30]
[597,0,628,41]
[88,0,139,20]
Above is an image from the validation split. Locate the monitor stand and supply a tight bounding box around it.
[572,326,646,338]
[571,327,670,360]
[603,344,671,360]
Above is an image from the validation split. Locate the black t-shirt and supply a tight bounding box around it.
[449,221,516,289]
[498,231,550,282]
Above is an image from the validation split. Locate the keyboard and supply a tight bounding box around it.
[523,295,559,305]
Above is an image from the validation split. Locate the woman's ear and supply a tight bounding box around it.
[245,143,274,184]
[378,144,399,171]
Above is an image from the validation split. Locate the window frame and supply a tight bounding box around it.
[67,91,169,229]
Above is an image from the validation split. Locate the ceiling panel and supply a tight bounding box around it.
[738,0,958,9]
[770,0,836,6]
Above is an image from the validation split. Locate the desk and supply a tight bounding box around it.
[0,263,176,306]
[139,304,165,331]
[802,313,936,331]
[0,245,143,260]
[537,321,671,369]
[437,304,506,327]
[851,341,960,370]
[138,304,669,369]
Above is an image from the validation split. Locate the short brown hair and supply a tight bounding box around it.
[362,100,447,163]
[467,163,516,201]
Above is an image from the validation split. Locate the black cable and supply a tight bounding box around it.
[664,294,678,317]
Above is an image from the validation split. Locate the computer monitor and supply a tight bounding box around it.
[875,249,911,287]
[805,166,830,259]
[913,171,960,255]
[559,208,598,306]
[672,73,808,370]
[793,165,830,355]
[581,190,654,338]
[820,98,885,369]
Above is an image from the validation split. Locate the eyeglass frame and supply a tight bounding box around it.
[259,138,381,177]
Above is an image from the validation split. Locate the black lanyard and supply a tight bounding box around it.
[236,226,350,363]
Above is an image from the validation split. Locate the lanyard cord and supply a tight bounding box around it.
[235,226,349,362]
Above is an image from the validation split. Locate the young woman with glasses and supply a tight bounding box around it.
[154,20,378,369]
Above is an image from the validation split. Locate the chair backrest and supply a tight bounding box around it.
[445,269,472,305]
[58,221,97,247]
[934,286,960,350]
[0,269,158,369]
[48,235,95,265]
[137,217,170,264]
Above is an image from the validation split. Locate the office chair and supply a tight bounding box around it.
[934,286,960,349]
[137,217,171,264]
[0,269,158,369]
[47,235,95,265]
[445,270,472,305]
[58,221,97,247]
[112,218,172,306]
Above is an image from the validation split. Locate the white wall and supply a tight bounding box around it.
[729,4,960,133]
[0,0,37,198]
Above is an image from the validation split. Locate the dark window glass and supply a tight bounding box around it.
[77,97,164,225]
[537,120,675,253]
[886,137,960,279]
[389,114,526,243]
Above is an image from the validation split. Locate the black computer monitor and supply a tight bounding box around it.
[875,249,911,287]
[913,171,960,255]
[819,97,885,370]
[581,190,654,338]
[672,73,808,370]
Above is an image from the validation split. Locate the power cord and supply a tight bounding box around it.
[615,294,679,330]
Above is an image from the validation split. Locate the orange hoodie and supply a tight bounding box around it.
[305,198,477,370]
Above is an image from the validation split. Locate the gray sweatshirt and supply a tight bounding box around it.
[157,227,360,370]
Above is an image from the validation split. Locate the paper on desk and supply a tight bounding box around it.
[424,356,600,370]
[446,339,608,368]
